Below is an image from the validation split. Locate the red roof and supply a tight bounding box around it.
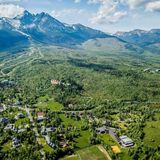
[51,80,59,85]
[37,112,45,117]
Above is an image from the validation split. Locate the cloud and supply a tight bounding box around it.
[146,1,160,12]
[89,0,127,24]
[0,4,24,18]
[0,0,21,2]
[51,9,84,18]
[122,0,160,10]
[74,0,81,3]
[88,0,160,24]
[125,0,149,9]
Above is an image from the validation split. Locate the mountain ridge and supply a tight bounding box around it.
[115,29,160,53]
[0,10,110,50]
[0,10,160,54]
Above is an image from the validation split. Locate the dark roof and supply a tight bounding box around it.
[96,126,107,132]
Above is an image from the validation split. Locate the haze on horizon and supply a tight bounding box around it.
[0,0,160,33]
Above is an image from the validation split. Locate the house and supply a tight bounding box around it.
[15,113,25,120]
[12,127,18,132]
[51,80,59,85]
[12,138,21,148]
[0,105,4,112]
[45,135,56,148]
[37,112,45,121]
[46,127,56,133]
[18,128,26,133]
[4,124,13,130]
[96,126,109,134]
[119,136,134,148]
[60,141,69,148]
[0,117,8,123]
[41,126,46,135]
[1,80,14,85]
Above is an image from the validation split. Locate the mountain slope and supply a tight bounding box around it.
[0,10,109,50]
[115,29,160,53]
[81,37,144,56]
[0,18,30,50]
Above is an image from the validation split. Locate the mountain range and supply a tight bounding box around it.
[115,29,160,54]
[0,10,160,54]
[0,11,109,50]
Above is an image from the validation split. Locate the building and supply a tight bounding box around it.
[0,117,8,123]
[51,80,59,85]
[60,141,69,148]
[45,135,56,148]
[119,136,134,148]
[12,138,21,148]
[96,126,109,134]
[18,128,26,133]
[4,124,13,130]
[37,112,45,121]
[46,127,56,133]
[0,105,4,112]
[16,113,25,119]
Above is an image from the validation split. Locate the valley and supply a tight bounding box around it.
[0,4,160,159]
[0,44,160,160]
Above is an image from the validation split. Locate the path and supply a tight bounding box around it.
[97,145,112,160]
[0,47,44,77]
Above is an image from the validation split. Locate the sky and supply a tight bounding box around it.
[0,0,160,33]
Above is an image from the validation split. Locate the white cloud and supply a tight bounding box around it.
[146,1,160,12]
[122,0,160,10]
[88,0,99,4]
[51,9,84,18]
[0,0,21,2]
[89,0,127,24]
[88,0,160,24]
[0,4,24,18]
[74,0,81,3]
[125,0,149,9]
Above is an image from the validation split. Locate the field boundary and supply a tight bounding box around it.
[97,145,112,160]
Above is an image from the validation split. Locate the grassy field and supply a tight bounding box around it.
[98,134,117,146]
[15,117,30,127]
[98,134,131,160]
[77,145,109,160]
[60,155,79,160]
[59,114,91,149]
[59,114,84,128]
[143,113,160,147]
[39,137,54,153]
[61,146,110,160]
[2,141,12,152]
[36,100,63,111]
[75,130,91,149]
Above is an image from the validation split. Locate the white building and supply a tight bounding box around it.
[120,136,134,148]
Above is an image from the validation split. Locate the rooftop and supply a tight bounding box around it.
[37,112,45,117]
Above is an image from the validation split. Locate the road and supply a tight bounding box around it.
[19,106,45,159]
[0,47,44,77]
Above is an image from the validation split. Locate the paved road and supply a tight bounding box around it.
[20,106,45,160]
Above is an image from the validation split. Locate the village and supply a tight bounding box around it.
[0,79,136,160]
